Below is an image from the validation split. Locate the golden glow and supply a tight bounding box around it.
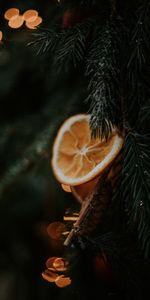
[0,31,3,41]
[47,222,67,240]
[23,9,38,22]
[25,16,42,29]
[4,8,42,30]
[4,8,19,20]
[8,15,24,29]
[61,184,71,193]
[63,216,78,221]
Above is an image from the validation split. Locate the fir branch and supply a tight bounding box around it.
[127,0,150,71]
[86,21,122,139]
[139,101,150,126]
[54,19,93,71]
[29,19,93,71]
[28,27,60,55]
[122,132,150,258]
[125,0,150,126]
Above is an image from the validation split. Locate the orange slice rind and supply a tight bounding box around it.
[51,114,124,186]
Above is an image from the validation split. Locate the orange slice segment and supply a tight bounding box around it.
[51,114,124,186]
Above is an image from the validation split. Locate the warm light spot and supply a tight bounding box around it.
[61,184,71,193]
[0,31,3,41]
[47,222,67,240]
[23,9,38,22]
[42,269,58,283]
[63,216,78,221]
[8,15,24,29]
[62,231,70,236]
[53,257,68,271]
[4,8,20,20]
[46,257,58,269]
[25,16,42,29]
[55,275,71,288]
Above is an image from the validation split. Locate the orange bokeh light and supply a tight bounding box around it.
[23,9,38,22]
[8,15,24,29]
[0,31,3,41]
[4,8,19,20]
[25,16,42,29]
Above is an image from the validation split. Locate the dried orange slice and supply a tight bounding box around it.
[51,114,124,186]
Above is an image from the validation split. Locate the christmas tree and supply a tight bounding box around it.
[0,0,150,300]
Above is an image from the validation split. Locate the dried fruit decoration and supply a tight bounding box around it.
[51,114,124,245]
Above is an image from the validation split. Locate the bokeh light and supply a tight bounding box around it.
[0,31,3,41]
[61,184,71,192]
[25,16,42,29]
[8,15,24,29]
[4,8,42,30]
[23,9,38,22]
[4,8,20,20]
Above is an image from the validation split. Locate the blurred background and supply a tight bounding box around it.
[0,1,87,299]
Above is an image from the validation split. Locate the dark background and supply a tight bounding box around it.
[1,2,149,300]
[0,1,85,299]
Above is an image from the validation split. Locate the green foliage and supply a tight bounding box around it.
[86,20,122,139]
[122,132,150,257]
[30,19,93,71]
[125,0,150,126]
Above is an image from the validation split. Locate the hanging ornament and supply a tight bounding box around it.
[51,114,124,245]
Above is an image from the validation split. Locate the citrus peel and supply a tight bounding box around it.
[51,114,124,186]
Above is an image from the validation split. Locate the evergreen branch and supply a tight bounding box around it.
[54,19,93,71]
[125,0,150,126]
[85,21,122,139]
[29,19,93,70]
[139,101,150,126]
[122,132,150,257]
[127,0,150,71]
[28,27,61,55]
